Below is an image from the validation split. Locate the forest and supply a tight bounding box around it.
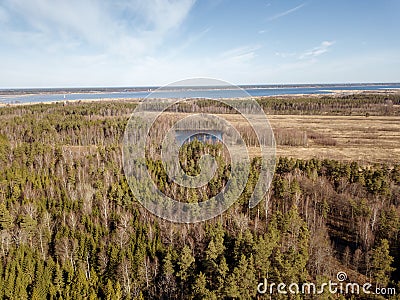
[0,94,399,299]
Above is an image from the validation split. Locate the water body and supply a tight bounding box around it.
[1,84,399,104]
[175,130,223,146]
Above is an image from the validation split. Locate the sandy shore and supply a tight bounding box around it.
[1,89,399,108]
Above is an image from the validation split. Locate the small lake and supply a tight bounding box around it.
[175,130,223,145]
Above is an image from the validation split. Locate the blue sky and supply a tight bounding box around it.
[0,0,399,88]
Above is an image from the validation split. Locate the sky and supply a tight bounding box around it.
[0,0,399,88]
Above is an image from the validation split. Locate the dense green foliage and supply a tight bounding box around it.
[0,100,399,299]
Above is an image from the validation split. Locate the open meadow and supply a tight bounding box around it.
[269,114,400,164]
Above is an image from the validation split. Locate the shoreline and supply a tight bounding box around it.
[0,89,399,108]
[1,82,399,95]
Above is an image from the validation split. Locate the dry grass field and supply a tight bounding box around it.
[168,112,400,164]
[266,115,400,164]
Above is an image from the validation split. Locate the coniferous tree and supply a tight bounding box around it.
[371,239,395,287]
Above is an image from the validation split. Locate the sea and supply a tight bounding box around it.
[0,83,399,104]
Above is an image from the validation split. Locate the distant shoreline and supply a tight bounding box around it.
[1,82,400,96]
[1,89,399,108]
[1,83,400,106]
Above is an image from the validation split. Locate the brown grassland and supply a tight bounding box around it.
[161,112,400,164]
[268,115,400,164]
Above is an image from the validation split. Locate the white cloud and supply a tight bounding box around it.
[299,41,335,59]
[0,0,196,58]
[275,52,296,58]
[0,0,198,87]
[220,45,261,63]
[268,3,306,21]
[131,0,195,34]
[273,41,334,62]
[258,29,270,34]
[165,27,212,60]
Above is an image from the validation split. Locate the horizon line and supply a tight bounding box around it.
[1,82,400,91]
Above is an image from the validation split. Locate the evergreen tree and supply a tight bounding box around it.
[0,203,13,230]
[177,245,195,296]
[371,239,395,287]
[192,272,216,300]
